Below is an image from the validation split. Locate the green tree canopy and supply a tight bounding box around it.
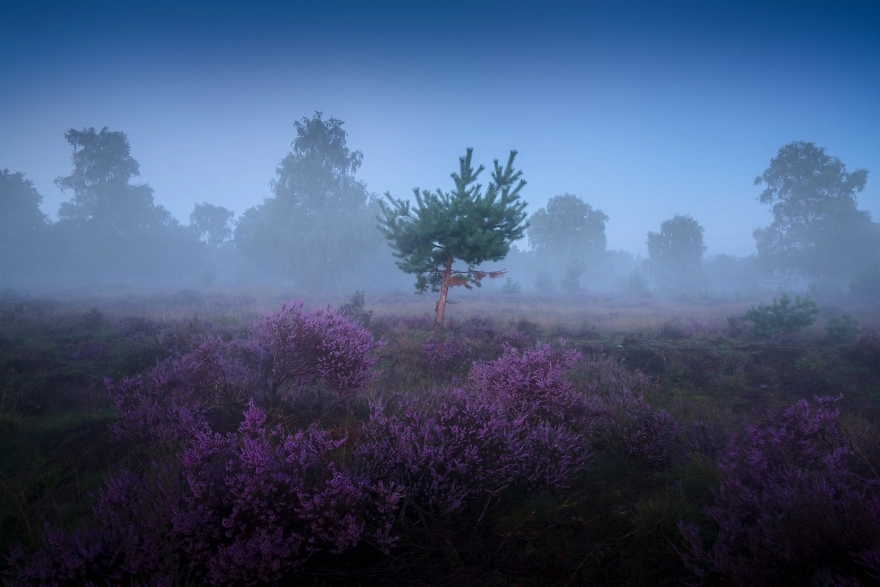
[190,202,234,250]
[647,214,706,292]
[0,169,50,279]
[53,127,197,282]
[527,193,608,291]
[527,194,608,258]
[377,148,528,330]
[55,127,170,232]
[235,113,377,288]
[753,141,880,282]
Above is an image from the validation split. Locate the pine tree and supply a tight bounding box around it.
[377,149,528,331]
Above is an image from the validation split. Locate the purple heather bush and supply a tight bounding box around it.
[467,342,583,424]
[609,391,681,467]
[176,402,403,585]
[678,395,880,586]
[253,301,382,398]
[422,334,470,372]
[6,403,404,587]
[357,387,589,515]
[108,301,382,448]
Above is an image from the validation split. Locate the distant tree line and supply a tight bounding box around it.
[2,116,878,298]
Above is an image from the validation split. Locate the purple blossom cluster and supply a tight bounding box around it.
[358,343,593,515]
[254,301,382,398]
[357,386,589,515]
[6,404,405,587]
[609,391,680,467]
[422,335,470,371]
[467,343,581,423]
[678,395,880,585]
[109,301,382,449]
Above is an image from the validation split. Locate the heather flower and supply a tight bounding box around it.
[254,301,383,399]
[467,342,581,423]
[609,391,680,467]
[678,395,880,586]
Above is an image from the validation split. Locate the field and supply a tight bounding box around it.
[1,288,879,586]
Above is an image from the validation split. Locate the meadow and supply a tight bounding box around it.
[1,287,879,586]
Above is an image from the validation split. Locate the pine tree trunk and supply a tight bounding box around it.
[433,254,453,333]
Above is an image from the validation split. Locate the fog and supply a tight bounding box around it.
[1,0,879,302]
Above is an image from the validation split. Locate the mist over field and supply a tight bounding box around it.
[2,2,880,586]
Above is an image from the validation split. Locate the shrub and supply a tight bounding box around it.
[177,402,403,585]
[678,396,880,586]
[853,329,880,371]
[254,301,382,399]
[607,391,680,468]
[422,334,470,372]
[501,278,521,294]
[850,262,880,300]
[826,312,860,344]
[467,343,582,424]
[109,301,383,449]
[742,292,819,338]
[6,403,405,587]
[338,290,372,327]
[356,387,589,516]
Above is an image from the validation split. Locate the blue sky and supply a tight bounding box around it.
[2,0,878,257]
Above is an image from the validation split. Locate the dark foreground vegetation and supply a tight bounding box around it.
[1,289,880,586]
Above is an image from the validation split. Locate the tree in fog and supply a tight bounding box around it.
[54,127,198,282]
[378,149,528,331]
[235,113,378,288]
[190,202,234,250]
[0,169,50,280]
[527,194,608,292]
[646,214,706,292]
[754,141,880,283]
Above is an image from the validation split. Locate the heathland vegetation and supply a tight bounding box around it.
[1,289,879,586]
[2,113,880,585]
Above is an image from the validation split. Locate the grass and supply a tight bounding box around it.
[1,287,879,585]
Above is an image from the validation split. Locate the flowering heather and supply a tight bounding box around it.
[422,334,470,371]
[254,301,383,398]
[609,391,680,467]
[5,466,189,587]
[177,402,403,585]
[6,403,404,587]
[467,343,581,423]
[357,389,527,515]
[107,336,229,448]
[678,395,880,586]
[358,345,593,515]
[109,301,383,447]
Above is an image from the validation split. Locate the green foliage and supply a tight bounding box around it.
[534,269,555,293]
[754,141,880,281]
[527,194,608,287]
[825,312,859,344]
[742,293,820,338]
[621,268,651,297]
[501,278,521,295]
[646,214,706,292]
[377,148,528,293]
[560,258,585,294]
[235,113,379,287]
[189,202,234,250]
[53,127,199,281]
[850,262,880,300]
[0,170,49,279]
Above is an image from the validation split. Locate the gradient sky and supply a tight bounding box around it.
[2,0,878,257]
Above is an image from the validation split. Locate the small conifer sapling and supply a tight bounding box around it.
[377,149,528,331]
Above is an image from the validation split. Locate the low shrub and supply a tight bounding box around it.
[742,292,819,339]
[678,395,880,586]
[826,312,860,344]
